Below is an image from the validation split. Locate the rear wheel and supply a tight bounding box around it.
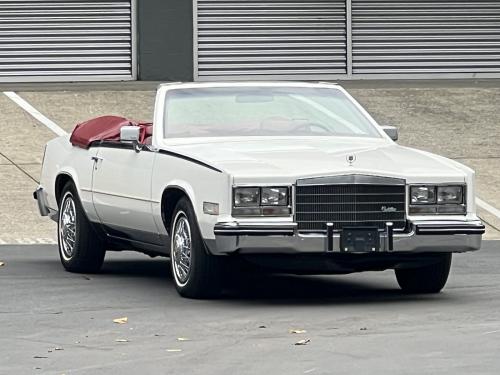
[170,197,224,299]
[58,182,105,273]
[395,254,452,294]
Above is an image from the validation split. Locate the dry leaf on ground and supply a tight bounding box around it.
[294,339,311,346]
[289,329,307,334]
[113,317,128,324]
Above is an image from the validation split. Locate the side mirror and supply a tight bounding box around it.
[120,126,143,152]
[120,126,140,142]
[381,126,398,141]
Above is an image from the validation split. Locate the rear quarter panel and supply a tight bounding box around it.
[40,135,98,221]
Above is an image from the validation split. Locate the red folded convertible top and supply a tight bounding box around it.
[69,115,153,149]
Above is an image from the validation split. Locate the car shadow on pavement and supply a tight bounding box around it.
[221,274,442,305]
[97,256,445,306]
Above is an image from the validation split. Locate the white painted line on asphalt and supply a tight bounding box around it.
[3,91,68,136]
[0,238,56,245]
[37,238,57,244]
[477,198,500,220]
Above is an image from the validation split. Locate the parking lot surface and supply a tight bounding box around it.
[1,241,499,374]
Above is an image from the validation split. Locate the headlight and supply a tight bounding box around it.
[234,187,260,207]
[409,185,465,215]
[410,186,436,204]
[261,187,288,206]
[437,186,463,204]
[233,186,290,216]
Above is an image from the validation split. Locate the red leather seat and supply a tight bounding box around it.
[143,124,153,145]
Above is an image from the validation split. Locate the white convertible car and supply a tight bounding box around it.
[35,82,485,298]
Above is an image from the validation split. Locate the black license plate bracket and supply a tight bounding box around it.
[340,227,380,253]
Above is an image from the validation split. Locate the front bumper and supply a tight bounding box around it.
[209,220,484,255]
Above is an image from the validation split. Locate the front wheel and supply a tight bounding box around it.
[395,254,452,294]
[170,197,224,299]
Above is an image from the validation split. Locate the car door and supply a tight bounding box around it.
[91,143,161,245]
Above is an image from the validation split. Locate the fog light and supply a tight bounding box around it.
[437,205,466,214]
[409,206,437,215]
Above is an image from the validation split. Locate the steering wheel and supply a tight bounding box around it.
[291,122,333,134]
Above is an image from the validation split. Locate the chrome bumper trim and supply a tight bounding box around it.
[214,223,296,236]
[415,223,485,235]
[33,187,50,217]
[211,220,484,255]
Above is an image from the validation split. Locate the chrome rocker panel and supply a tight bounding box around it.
[210,220,484,255]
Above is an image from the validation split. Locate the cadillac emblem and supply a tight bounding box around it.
[346,154,356,166]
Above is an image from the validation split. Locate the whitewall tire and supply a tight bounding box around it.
[170,197,224,299]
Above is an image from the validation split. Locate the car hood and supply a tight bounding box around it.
[163,137,467,184]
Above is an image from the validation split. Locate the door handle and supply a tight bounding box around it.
[91,156,104,170]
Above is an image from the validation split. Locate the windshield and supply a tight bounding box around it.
[163,86,381,139]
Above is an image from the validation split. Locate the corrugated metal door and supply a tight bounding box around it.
[195,0,347,80]
[352,0,500,76]
[0,0,135,82]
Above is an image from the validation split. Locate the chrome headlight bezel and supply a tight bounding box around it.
[409,184,466,215]
[233,186,291,217]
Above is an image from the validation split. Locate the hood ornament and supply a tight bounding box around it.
[346,154,356,166]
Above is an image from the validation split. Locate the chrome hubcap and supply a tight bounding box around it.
[172,214,192,285]
[59,195,76,259]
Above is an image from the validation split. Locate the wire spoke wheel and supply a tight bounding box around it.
[59,194,77,260]
[57,182,105,273]
[172,213,192,286]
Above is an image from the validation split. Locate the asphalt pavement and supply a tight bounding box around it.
[1,241,499,375]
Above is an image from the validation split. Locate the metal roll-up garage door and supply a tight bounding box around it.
[0,0,135,82]
[352,0,500,76]
[195,0,347,80]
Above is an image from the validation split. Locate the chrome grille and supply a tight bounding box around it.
[295,178,406,232]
